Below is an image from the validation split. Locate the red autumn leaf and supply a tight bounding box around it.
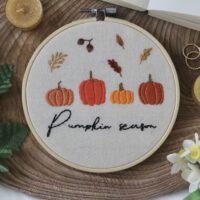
[108,59,122,77]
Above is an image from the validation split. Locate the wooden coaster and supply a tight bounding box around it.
[22,18,180,173]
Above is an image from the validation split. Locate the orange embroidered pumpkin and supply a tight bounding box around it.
[110,83,134,104]
[79,71,106,106]
[46,81,74,106]
[139,74,164,105]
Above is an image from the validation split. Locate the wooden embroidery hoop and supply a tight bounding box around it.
[22,17,180,173]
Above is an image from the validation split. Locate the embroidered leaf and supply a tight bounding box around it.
[116,34,125,49]
[48,52,68,72]
[140,48,152,64]
[108,59,122,77]
[0,64,13,95]
[0,164,8,173]
[184,189,200,200]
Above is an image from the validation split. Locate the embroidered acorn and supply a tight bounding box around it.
[77,38,84,45]
[77,38,94,53]
[87,43,94,52]
[139,74,164,105]
[79,71,106,106]
[110,83,134,104]
[46,81,74,106]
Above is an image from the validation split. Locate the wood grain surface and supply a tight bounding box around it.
[0,0,200,199]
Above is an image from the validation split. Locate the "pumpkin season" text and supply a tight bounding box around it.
[47,109,157,137]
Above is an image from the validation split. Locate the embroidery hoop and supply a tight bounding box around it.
[22,17,180,173]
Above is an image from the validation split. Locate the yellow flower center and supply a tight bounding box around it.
[178,148,184,155]
[190,145,200,160]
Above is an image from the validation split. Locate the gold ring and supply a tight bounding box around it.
[185,51,200,70]
[183,43,200,60]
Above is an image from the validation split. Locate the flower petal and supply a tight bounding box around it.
[189,182,199,193]
[180,150,190,158]
[188,163,200,172]
[183,140,194,149]
[181,168,191,181]
[171,163,181,174]
[188,173,200,183]
[186,155,198,164]
[167,153,178,163]
[195,133,199,144]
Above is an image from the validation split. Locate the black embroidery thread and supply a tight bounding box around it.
[47,109,72,137]
[68,117,112,132]
[47,109,157,138]
[47,109,111,137]
[119,123,157,131]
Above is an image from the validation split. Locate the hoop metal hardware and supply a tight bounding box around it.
[80,8,117,21]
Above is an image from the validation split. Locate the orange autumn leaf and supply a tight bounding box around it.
[116,34,125,49]
[140,48,152,64]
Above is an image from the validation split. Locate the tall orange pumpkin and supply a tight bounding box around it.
[139,74,164,105]
[110,83,134,104]
[79,71,106,106]
[46,81,74,106]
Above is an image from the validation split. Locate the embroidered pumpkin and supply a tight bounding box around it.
[46,81,74,106]
[79,71,106,106]
[110,83,134,104]
[139,74,164,105]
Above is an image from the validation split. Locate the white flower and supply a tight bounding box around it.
[181,133,200,163]
[181,167,191,182]
[167,133,200,194]
[167,152,188,174]
[184,163,200,193]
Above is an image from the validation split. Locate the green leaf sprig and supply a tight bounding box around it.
[0,64,28,172]
[0,64,13,94]
[184,189,200,200]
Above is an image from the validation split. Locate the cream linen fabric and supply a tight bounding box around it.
[25,20,177,170]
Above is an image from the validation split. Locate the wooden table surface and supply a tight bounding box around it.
[0,0,200,199]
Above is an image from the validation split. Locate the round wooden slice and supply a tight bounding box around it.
[22,17,180,173]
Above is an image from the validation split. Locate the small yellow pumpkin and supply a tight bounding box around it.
[110,83,134,104]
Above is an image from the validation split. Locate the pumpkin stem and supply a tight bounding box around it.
[58,81,62,88]
[149,74,153,82]
[119,83,124,91]
[89,70,93,79]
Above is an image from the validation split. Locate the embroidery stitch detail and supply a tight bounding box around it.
[77,38,94,52]
[48,52,68,72]
[119,123,157,131]
[47,109,112,137]
[140,48,152,64]
[110,83,134,104]
[116,34,125,49]
[46,109,157,137]
[46,81,74,106]
[108,59,122,77]
[139,74,164,105]
[79,71,106,106]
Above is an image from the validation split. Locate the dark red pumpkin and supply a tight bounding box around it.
[139,74,164,105]
[79,71,106,106]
